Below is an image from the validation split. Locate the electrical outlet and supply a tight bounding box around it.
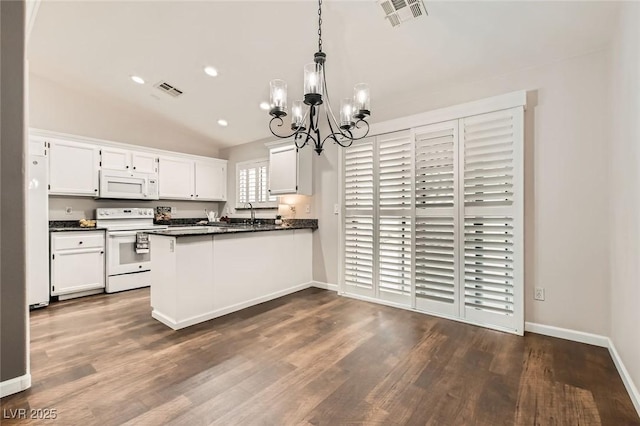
[305,205,310,214]
[171,206,177,214]
[534,287,545,301]
[334,204,339,215]
[65,206,73,215]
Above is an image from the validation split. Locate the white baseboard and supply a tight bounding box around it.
[0,373,31,398]
[524,322,609,347]
[309,281,338,291]
[608,339,640,417]
[525,322,639,417]
[152,282,312,330]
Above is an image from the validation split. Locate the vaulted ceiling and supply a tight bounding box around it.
[29,0,620,149]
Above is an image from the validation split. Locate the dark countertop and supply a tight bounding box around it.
[50,227,107,232]
[150,221,317,237]
[49,221,106,232]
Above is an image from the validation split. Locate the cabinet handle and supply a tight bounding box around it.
[79,241,83,245]
[133,166,136,170]
[94,189,98,192]
[191,194,194,197]
[100,251,104,254]
[126,165,129,169]
[195,194,199,197]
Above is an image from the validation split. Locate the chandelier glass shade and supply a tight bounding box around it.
[268,0,371,155]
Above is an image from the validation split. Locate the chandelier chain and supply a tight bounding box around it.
[318,0,323,52]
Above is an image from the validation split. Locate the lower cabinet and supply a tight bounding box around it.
[50,231,105,299]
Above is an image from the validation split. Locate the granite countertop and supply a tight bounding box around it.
[49,221,106,232]
[150,219,318,237]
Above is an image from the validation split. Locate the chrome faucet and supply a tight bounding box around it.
[244,202,255,225]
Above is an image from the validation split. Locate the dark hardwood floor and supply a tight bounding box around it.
[1,288,638,425]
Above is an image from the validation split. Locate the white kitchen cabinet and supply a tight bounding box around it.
[159,156,227,201]
[195,161,226,201]
[101,147,157,174]
[131,152,158,174]
[266,140,312,196]
[50,231,105,299]
[48,139,100,196]
[101,147,130,171]
[158,156,195,199]
[150,228,312,329]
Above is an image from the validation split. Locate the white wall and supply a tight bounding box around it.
[610,1,640,408]
[29,73,220,157]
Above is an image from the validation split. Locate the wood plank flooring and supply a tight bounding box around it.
[1,288,638,425]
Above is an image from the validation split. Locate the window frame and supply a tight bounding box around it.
[235,158,278,209]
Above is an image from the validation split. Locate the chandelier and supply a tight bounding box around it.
[267,0,371,155]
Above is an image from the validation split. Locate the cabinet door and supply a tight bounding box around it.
[132,151,158,174]
[51,248,105,296]
[101,147,131,171]
[195,161,226,201]
[158,157,194,199]
[49,139,100,196]
[269,145,298,195]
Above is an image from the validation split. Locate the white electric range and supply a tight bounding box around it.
[96,208,168,293]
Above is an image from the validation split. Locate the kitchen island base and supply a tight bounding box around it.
[149,229,312,330]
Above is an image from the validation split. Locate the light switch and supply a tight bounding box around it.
[334,204,339,215]
[305,205,310,214]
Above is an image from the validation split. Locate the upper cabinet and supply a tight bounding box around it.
[266,140,312,196]
[159,156,227,201]
[195,160,226,201]
[158,156,195,200]
[101,147,158,174]
[48,139,100,196]
[39,130,227,201]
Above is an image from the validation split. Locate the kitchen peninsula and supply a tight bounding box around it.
[148,221,316,330]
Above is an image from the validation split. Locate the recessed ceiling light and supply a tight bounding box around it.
[259,102,270,110]
[217,119,228,127]
[204,66,218,77]
[131,75,145,85]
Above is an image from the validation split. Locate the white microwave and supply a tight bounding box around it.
[99,170,159,200]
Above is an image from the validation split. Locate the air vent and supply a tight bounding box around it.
[154,81,184,98]
[378,0,427,28]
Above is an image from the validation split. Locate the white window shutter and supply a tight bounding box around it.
[414,121,459,316]
[461,107,523,333]
[236,160,278,208]
[340,104,524,335]
[377,131,412,305]
[415,122,457,208]
[344,216,374,291]
[343,140,375,297]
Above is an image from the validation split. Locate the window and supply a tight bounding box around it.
[236,159,277,208]
[341,107,524,335]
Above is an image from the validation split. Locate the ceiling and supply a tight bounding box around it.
[28,1,620,149]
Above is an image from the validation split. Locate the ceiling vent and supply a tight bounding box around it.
[154,81,184,98]
[378,0,427,28]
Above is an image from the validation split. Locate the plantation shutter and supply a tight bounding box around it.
[237,160,277,208]
[340,96,524,335]
[461,107,523,332]
[343,140,375,297]
[377,131,412,305]
[414,121,459,316]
